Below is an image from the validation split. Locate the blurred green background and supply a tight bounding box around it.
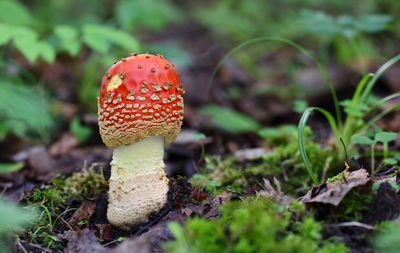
[0,0,398,147]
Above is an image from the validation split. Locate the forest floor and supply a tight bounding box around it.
[2,24,400,253]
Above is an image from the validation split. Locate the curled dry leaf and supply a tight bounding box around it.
[300,169,370,206]
[183,192,232,219]
[258,177,294,206]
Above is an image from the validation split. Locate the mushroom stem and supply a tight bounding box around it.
[107,136,169,229]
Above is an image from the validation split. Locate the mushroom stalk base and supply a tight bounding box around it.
[107,136,169,229]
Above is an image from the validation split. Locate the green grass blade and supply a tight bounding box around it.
[362,92,400,118]
[350,74,374,109]
[359,54,400,103]
[361,103,400,132]
[342,73,373,145]
[207,36,342,128]
[298,107,338,185]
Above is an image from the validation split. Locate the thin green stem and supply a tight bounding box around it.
[383,142,388,160]
[208,36,342,129]
[342,74,373,145]
[361,92,400,118]
[359,54,400,104]
[357,103,400,133]
[371,142,376,175]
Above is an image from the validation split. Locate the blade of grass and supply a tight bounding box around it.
[342,73,373,145]
[359,54,400,104]
[361,92,400,118]
[207,36,342,129]
[298,107,338,185]
[361,103,400,132]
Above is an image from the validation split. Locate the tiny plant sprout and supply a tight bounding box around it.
[351,131,398,175]
[97,54,184,228]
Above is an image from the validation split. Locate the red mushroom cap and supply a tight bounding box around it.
[97,53,184,149]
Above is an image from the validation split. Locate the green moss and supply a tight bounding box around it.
[164,197,347,253]
[336,188,372,221]
[27,163,107,249]
[192,129,336,195]
[29,164,107,210]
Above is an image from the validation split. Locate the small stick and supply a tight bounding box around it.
[351,157,361,170]
[334,221,376,230]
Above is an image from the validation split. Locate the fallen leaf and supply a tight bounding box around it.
[190,189,208,202]
[258,177,294,206]
[96,224,113,241]
[63,229,105,253]
[49,132,79,156]
[68,201,95,229]
[300,169,370,206]
[111,235,151,253]
[63,229,152,253]
[181,207,193,216]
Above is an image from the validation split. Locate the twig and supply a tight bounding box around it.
[340,138,350,169]
[19,240,52,253]
[15,238,28,253]
[333,221,376,230]
[224,188,249,197]
[352,157,361,170]
[59,215,74,231]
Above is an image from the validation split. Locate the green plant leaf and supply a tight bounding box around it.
[115,0,183,31]
[199,105,261,133]
[300,10,341,36]
[375,132,397,143]
[0,0,35,26]
[258,128,281,138]
[355,14,392,33]
[191,174,206,180]
[12,27,41,63]
[207,181,221,187]
[54,25,81,56]
[38,41,56,64]
[293,100,308,113]
[69,117,92,143]
[383,158,398,166]
[193,133,206,140]
[0,82,52,139]
[0,162,24,174]
[0,24,14,45]
[82,24,139,54]
[351,134,374,145]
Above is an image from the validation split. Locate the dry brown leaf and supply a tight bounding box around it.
[63,229,105,253]
[68,201,95,229]
[49,132,79,156]
[258,177,294,206]
[63,229,152,253]
[300,169,370,206]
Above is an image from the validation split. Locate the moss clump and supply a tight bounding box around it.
[26,163,107,249]
[192,129,336,195]
[29,163,107,210]
[164,197,347,253]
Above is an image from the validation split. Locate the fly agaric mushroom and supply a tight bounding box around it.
[97,53,184,228]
